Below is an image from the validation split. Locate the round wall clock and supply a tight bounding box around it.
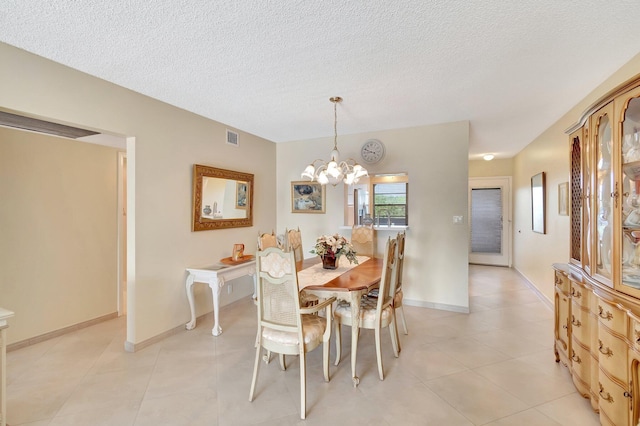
[360,139,385,164]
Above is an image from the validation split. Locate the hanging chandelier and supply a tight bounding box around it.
[300,96,368,186]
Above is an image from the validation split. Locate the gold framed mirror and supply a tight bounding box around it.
[192,164,254,231]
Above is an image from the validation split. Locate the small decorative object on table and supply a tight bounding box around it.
[311,233,358,269]
[232,243,244,261]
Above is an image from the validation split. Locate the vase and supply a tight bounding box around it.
[321,251,338,269]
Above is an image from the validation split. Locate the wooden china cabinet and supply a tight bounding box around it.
[554,74,640,425]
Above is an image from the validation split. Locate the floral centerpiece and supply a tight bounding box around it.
[311,233,358,269]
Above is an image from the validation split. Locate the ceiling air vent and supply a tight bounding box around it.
[0,111,99,139]
[226,129,239,147]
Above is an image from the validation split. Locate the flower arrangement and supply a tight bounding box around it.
[311,233,358,265]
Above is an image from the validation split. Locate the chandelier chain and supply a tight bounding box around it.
[330,96,341,151]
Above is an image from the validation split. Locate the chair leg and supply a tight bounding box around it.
[398,305,408,335]
[279,353,286,371]
[390,317,400,358]
[393,309,401,353]
[334,318,342,366]
[299,351,307,420]
[322,334,330,382]
[375,325,384,380]
[249,342,262,402]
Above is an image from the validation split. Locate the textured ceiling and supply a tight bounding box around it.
[1,1,639,159]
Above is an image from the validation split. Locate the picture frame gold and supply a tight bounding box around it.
[291,181,325,213]
[192,164,253,231]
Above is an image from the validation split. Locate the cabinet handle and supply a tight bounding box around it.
[555,276,563,286]
[598,305,613,321]
[598,340,614,357]
[571,288,582,298]
[635,330,640,343]
[571,315,581,327]
[613,183,619,208]
[599,383,614,404]
[571,350,581,364]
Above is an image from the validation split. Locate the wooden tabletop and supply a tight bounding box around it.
[299,257,383,292]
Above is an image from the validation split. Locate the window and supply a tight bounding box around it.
[373,181,408,226]
[344,173,409,227]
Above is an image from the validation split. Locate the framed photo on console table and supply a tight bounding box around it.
[291,181,325,213]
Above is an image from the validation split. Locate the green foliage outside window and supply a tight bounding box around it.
[373,183,408,225]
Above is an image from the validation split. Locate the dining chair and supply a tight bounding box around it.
[394,231,408,337]
[249,247,336,420]
[257,230,279,250]
[285,227,318,308]
[351,224,375,257]
[285,227,304,263]
[333,236,399,381]
[255,230,280,363]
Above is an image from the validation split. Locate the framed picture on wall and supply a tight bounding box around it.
[558,182,569,216]
[531,172,546,234]
[291,181,325,213]
[236,181,248,209]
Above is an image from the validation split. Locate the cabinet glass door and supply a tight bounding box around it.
[620,94,640,292]
[594,108,613,282]
[584,128,592,274]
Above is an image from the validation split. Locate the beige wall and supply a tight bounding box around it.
[0,42,277,347]
[513,53,640,303]
[0,127,119,343]
[469,158,514,177]
[277,121,471,311]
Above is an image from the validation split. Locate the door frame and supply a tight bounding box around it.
[117,151,127,316]
[468,176,512,267]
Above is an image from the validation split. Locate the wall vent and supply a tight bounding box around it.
[226,129,239,147]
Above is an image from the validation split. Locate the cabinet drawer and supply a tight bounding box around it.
[555,270,570,294]
[598,328,628,382]
[598,372,630,426]
[597,298,627,334]
[570,302,591,345]
[570,339,591,396]
[570,280,589,307]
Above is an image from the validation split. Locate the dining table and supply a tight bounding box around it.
[297,255,383,387]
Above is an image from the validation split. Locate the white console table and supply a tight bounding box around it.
[185,261,256,336]
[0,308,14,426]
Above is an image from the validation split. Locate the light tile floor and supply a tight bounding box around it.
[6,265,601,425]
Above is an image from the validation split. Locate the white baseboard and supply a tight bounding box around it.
[7,312,119,352]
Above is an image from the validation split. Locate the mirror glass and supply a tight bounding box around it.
[531,172,546,234]
[192,164,253,231]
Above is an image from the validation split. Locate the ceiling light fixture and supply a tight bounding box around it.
[301,96,368,186]
[483,154,495,161]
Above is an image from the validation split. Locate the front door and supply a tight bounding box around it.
[468,177,511,266]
